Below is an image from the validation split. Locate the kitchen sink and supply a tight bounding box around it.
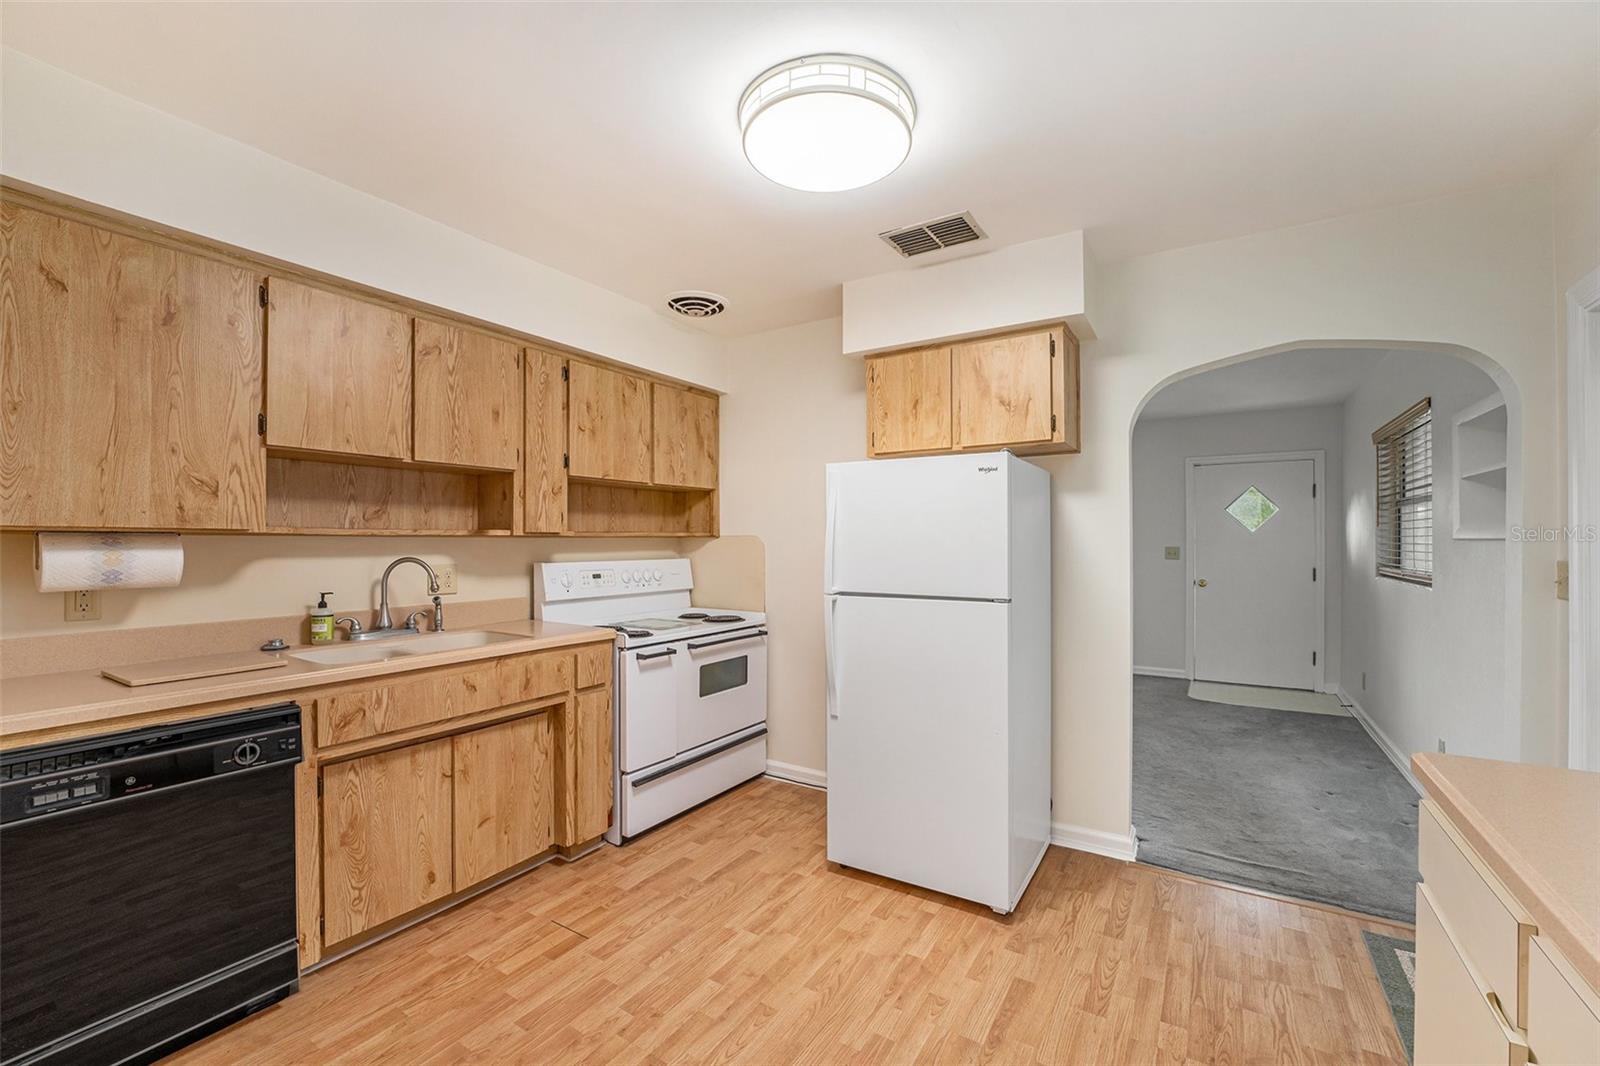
[391,630,525,655]
[289,644,412,665]
[289,629,523,665]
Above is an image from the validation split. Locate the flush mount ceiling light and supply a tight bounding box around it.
[738,54,916,193]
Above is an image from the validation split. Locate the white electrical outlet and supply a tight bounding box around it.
[64,589,101,622]
[435,565,458,595]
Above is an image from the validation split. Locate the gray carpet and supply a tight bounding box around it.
[1133,675,1419,921]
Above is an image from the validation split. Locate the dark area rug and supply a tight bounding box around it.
[1132,675,1419,921]
[1364,930,1417,1063]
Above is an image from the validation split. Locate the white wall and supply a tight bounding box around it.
[718,318,864,776]
[1341,352,1504,760]
[1131,404,1345,679]
[719,180,1563,853]
[0,49,728,391]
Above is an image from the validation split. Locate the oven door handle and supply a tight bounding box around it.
[634,647,678,662]
[685,629,768,652]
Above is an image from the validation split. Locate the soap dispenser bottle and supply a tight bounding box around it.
[310,592,336,644]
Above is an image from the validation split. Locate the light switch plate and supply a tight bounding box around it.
[436,565,458,595]
[1164,546,1181,560]
[64,589,101,622]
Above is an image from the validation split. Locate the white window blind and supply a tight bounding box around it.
[1373,397,1433,585]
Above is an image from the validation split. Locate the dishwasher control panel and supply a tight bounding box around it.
[0,703,301,825]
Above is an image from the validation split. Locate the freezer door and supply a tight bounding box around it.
[826,454,1012,600]
[825,593,1011,910]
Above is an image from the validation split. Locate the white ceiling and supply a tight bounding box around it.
[1138,347,1390,420]
[4,3,1595,337]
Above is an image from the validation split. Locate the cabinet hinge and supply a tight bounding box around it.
[258,283,268,309]
[1051,414,1057,433]
[561,365,569,382]
[562,452,569,470]
[258,412,267,436]
[1050,335,1056,358]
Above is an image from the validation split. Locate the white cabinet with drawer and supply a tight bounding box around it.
[1415,883,1530,1066]
[1526,935,1600,1066]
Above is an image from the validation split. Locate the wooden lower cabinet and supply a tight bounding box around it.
[306,642,614,961]
[322,738,454,944]
[569,688,614,843]
[452,714,555,889]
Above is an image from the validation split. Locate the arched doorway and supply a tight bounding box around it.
[1127,341,1517,921]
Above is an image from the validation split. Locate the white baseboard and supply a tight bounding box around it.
[1338,688,1424,795]
[1050,821,1139,862]
[1133,665,1188,679]
[765,760,827,790]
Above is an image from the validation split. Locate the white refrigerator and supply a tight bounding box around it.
[824,450,1052,914]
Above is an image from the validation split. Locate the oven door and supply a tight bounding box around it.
[676,628,768,754]
[620,644,680,773]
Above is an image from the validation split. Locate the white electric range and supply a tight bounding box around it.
[534,559,768,843]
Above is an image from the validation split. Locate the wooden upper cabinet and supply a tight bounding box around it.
[452,714,554,889]
[0,204,265,530]
[412,320,521,470]
[953,329,1055,448]
[568,361,651,484]
[523,347,568,533]
[321,738,453,944]
[867,347,952,456]
[651,384,717,489]
[264,277,412,461]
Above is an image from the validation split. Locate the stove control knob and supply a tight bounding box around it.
[559,571,573,590]
[653,568,664,582]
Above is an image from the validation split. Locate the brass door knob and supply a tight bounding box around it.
[1196,578,1209,588]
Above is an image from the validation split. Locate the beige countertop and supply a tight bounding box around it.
[1413,751,1600,992]
[0,619,613,746]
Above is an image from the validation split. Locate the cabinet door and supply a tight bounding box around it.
[572,688,614,843]
[413,320,521,470]
[568,362,651,483]
[867,347,952,455]
[322,738,452,943]
[0,204,265,530]
[651,384,717,489]
[264,277,412,461]
[452,715,554,888]
[523,347,568,532]
[952,330,1054,448]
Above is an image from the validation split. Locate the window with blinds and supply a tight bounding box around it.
[1373,397,1433,585]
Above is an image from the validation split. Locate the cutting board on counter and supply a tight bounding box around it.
[102,651,290,687]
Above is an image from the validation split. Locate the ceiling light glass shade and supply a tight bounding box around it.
[739,54,915,192]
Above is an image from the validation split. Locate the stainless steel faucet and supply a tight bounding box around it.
[348,557,444,641]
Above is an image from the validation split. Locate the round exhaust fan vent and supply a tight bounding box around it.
[666,291,727,318]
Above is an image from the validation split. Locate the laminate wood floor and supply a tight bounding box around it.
[172,778,1411,1065]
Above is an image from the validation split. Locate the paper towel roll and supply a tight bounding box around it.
[35,533,185,592]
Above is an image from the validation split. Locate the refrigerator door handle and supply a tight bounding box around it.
[825,595,840,719]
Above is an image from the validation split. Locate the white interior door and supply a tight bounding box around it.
[1191,458,1321,690]
[825,593,1010,909]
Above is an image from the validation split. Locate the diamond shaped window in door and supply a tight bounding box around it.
[1226,486,1279,532]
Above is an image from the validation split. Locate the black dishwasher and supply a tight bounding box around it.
[0,704,303,1066]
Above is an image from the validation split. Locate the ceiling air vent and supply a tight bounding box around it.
[879,212,986,258]
[665,291,727,318]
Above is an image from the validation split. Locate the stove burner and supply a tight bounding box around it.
[602,623,653,638]
[677,612,709,620]
[704,614,745,623]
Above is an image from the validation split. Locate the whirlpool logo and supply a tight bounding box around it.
[977,465,999,474]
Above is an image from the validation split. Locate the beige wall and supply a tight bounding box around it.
[718,317,864,776]
[717,179,1565,846]
[0,534,750,638]
[1552,123,1600,761]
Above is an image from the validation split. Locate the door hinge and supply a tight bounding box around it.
[561,365,569,381]
[562,452,569,470]
[1312,566,1317,581]
[1312,482,1317,498]
[258,283,268,308]
[1312,651,1318,666]
[258,412,267,436]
